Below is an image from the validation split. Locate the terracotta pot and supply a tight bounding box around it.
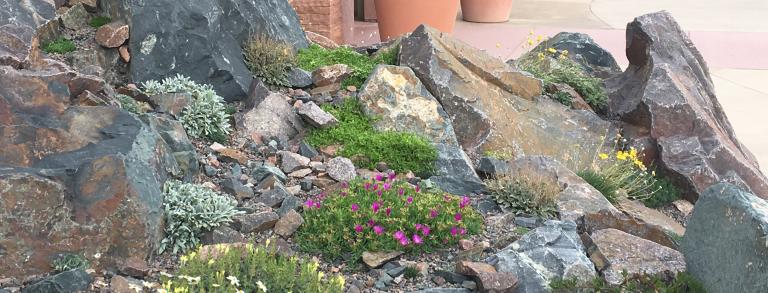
[460,0,513,23]
[374,0,459,41]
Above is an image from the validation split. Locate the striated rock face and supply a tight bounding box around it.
[523,32,621,77]
[587,228,686,286]
[359,65,483,195]
[607,11,768,200]
[101,0,309,100]
[682,184,768,293]
[401,25,609,170]
[0,65,195,278]
[0,0,56,69]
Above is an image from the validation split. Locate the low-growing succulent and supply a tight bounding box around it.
[159,180,243,254]
[141,75,231,142]
[242,35,296,87]
[487,174,560,218]
[51,253,89,272]
[89,16,111,28]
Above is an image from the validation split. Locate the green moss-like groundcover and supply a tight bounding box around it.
[306,99,437,176]
[297,44,398,88]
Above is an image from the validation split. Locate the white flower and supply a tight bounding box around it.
[256,280,268,292]
[226,275,240,287]
[128,283,143,292]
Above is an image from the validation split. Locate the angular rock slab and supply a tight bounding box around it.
[606,11,768,199]
[0,66,193,278]
[507,156,620,223]
[237,93,305,144]
[401,25,610,169]
[588,228,686,286]
[103,0,309,100]
[359,65,483,194]
[494,220,596,293]
[682,184,768,293]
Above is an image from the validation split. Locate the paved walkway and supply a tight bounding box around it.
[346,0,768,173]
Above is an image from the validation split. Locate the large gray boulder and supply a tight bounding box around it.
[358,65,483,194]
[101,0,309,100]
[607,11,768,200]
[521,32,621,77]
[493,220,597,293]
[681,184,768,293]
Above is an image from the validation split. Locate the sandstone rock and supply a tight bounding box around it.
[95,22,129,48]
[201,225,245,245]
[310,83,340,95]
[217,148,249,165]
[233,211,279,234]
[109,275,143,293]
[671,199,694,217]
[279,151,311,173]
[456,261,496,276]
[363,251,403,269]
[289,168,312,178]
[118,257,149,278]
[583,209,680,250]
[238,93,305,144]
[118,45,130,62]
[103,0,308,100]
[60,4,89,30]
[297,101,338,129]
[312,64,352,87]
[306,31,339,49]
[401,25,609,169]
[327,157,356,182]
[681,184,768,293]
[588,228,686,286]
[618,199,685,237]
[0,66,194,278]
[494,220,596,292]
[21,269,92,293]
[606,11,768,200]
[70,0,98,10]
[475,272,517,293]
[274,209,304,237]
[526,32,621,77]
[147,92,191,117]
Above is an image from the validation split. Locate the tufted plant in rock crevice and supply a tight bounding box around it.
[295,174,483,261]
[486,173,560,219]
[42,37,76,54]
[115,94,144,114]
[51,253,89,272]
[159,180,243,254]
[161,242,345,292]
[142,75,231,142]
[242,35,297,87]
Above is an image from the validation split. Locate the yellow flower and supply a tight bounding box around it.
[208,259,214,265]
[536,35,543,42]
[616,151,628,161]
[527,39,534,46]
[529,30,534,35]
[547,47,557,54]
[179,255,188,263]
[629,148,638,160]
[561,49,569,56]
[537,52,546,60]
[598,153,609,160]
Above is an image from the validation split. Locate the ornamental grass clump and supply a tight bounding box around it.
[487,174,560,218]
[161,242,345,293]
[159,180,243,254]
[243,35,297,87]
[141,74,231,142]
[297,44,399,88]
[295,174,483,261]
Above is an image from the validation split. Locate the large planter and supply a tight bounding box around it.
[374,0,459,41]
[461,0,513,23]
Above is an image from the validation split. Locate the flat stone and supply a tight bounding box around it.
[200,225,245,245]
[287,68,312,88]
[476,272,517,293]
[60,4,89,30]
[288,168,312,178]
[362,251,403,269]
[274,209,304,237]
[232,211,279,234]
[583,209,680,250]
[22,269,92,293]
[109,275,143,293]
[327,157,356,182]
[433,270,469,284]
[278,151,310,173]
[618,199,686,237]
[588,228,686,286]
[95,22,129,48]
[255,183,290,208]
[217,148,249,165]
[297,101,338,129]
[118,257,149,277]
[455,261,496,276]
[312,64,352,87]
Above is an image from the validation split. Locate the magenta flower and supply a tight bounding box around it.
[415,185,421,193]
[394,230,406,240]
[314,202,321,209]
[415,223,423,231]
[398,188,405,196]
[450,226,459,236]
[354,224,363,233]
[412,234,423,244]
[375,174,384,181]
[341,181,349,189]
[305,199,314,209]
[430,209,439,218]
[368,219,376,227]
[373,183,379,191]
[383,183,391,191]
[351,203,360,212]
[377,190,383,197]
[406,197,413,205]
[364,182,371,190]
[460,228,467,235]
[399,237,410,246]
[460,196,471,209]
[421,225,431,236]
[454,212,462,222]
[385,208,392,217]
[373,225,385,235]
[372,201,381,213]
[388,172,396,180]
[340,191,348,197]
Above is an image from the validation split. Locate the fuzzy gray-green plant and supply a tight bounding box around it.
[116,94,142,114]
[141,75,231,142]
[487,174,560,218]
[52,253,89,272]
[159,180,244,254]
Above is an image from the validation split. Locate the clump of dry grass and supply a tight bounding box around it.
[243,35,297,87]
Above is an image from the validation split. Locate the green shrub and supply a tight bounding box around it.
[642,175,682,208]
[159,180,243,254]
[306,98,437,175]
[487,174,560,218]
[551,91,573,107]
[161,243,344,293]
[550,271,706,293]
[89,16,111,28]
[51,254,89,272]
[243,35,297,87]
[115,94,143,114]
[578,169,620,204]
[42,37,76,54]
[141,75,232,142]
[403,266,420,279]
[519,48,607,110]
[295,176,483,261]
[579,148,661,204]
[297,44,399,88]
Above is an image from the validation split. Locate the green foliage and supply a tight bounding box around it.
[552,91,574,107]
[243,35,297,87]
[42,37,76,54]
[404,266,420,279]
[514,226,531,235]
[89,16,111,28]
[550,271,706,293]
[297,44,399,88]
[642,176,682,208]
[295,177,483,261]
[578,169,619,204]
[519,50,607,110]
[580,148,661,204]
[306,98,437,175]
[162,243,344,293]
[487,174,560,218]
[142,75,232,142]
[159,180,243,254]
[115,94,143,114]
[51,254,89,272]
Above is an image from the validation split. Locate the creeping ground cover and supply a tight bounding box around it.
[295,173,483,261]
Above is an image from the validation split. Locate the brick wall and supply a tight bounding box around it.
[289,0,348,44]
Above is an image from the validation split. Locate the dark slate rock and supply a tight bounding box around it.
[233,211,279,234]
[408,289,470,293]
[277,195,301,216]
[528,32,621,77]
[378,273,394,285]
[21,269,92,293]
[244,78,271,110]
[200,225,245,245]
[256,183,290,208]
[428,144,486,195]
[300,179,313,192]
[252,165,287,183]
[0,0,55,28]
[203,165,217,176]
[221,176,254,200]
[514,216,540,229]
[106,0,309,101]
[476,157,510,178]
[433,270,468,284]
[681,184,768,293]
[287,68,313,88]
[299,141,319,158]
[388,266,406,278]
